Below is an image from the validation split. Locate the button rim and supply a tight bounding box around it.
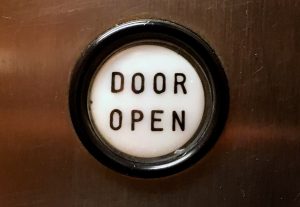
[69,19,229,178]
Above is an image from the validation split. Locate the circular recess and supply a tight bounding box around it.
[69,19,228,178]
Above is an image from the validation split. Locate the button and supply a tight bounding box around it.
[89,44,205,158]
[69,19,228,177]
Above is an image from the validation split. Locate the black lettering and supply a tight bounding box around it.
[110,109,122,130]
[151,110,163,131]
[131,110,144,131]
[172,110,185,131]
[153,73,166,94]
[132,73,145,94]
[174,73,187,94]
[111,72,124,93]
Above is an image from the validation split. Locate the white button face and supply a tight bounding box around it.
[88,44,205,158]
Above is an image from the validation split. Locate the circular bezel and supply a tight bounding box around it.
[69,19,229,178]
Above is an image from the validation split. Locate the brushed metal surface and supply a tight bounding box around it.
[0,0,299,206]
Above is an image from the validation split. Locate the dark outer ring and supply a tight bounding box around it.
[69,19,229,178]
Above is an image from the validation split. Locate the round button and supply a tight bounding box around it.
[69,19,228,178]
[89,44,205,158]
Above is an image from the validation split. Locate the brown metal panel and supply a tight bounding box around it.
[0,0,299,206]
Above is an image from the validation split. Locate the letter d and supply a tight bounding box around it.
[111,72,124,93]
